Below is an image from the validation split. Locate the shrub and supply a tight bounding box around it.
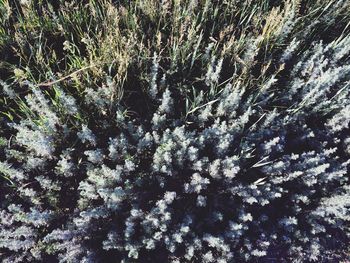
[0,0,349,262]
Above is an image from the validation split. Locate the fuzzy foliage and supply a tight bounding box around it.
[0,0,350,262]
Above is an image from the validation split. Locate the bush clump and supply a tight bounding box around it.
[0,0,350,262]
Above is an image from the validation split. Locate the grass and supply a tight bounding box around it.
[0,0,349,152]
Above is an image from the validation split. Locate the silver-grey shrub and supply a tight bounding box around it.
[1,13,350,263]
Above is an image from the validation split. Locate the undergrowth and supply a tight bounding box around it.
[0,0,350,262]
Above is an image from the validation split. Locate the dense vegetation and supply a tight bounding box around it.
[0,0,349,262]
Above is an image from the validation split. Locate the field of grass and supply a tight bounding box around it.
[0,0,350,262]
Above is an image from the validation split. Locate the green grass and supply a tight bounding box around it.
[0,0,349,125]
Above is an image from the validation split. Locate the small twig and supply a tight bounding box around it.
[186,98,219,116]
[36,64,97,87]
[8,135,13,148]
[248,112,266,131]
